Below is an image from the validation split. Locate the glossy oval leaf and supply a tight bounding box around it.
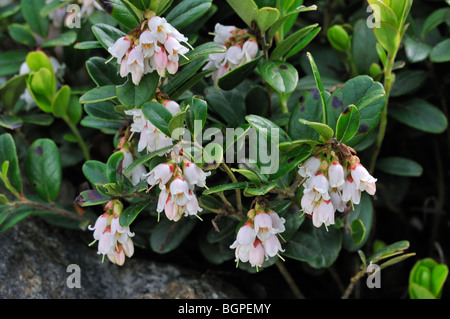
[116,72,160,108]
[376,157,423,177]
[141,101,174,136]
[218,55,263,91]
[0,133,22,194]
[96,0,141,31]
[257,60,298,94]
[24,139,62,202]
[335,104,360,142]
[166,0,212,30]
[389,98,448,134]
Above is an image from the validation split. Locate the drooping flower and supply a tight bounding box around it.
[230,205,286,269]
[88,200,135,266]
[297,150,377,229]
[107,14,190,85]
[204,23,259,88]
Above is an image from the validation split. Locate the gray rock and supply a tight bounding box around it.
[0,217,245,299]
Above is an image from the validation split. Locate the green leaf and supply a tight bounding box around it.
[166,0,212,30]
[257,60,298,94]
[268,144,312,180]
[203,182,248,195]
[96,0,141,31]
[430,39,450,63]
[352,19,379,74]
[376,157,423,177]
[79,85,117,104]
[431,264,449,297]
[8,23,36,46]
[350,219,366,245]
[204,85,246,127]
[106,151,125,184]
[421,7,450,38]
[306,224,342,269]
[41,31,77,48]
[373,21,401,56]
[0,51,27,77]
[163,57,207,96]
[82,161,108,185]
[0,73,28,111]
[270,24,319,60]
[409,282,436,299]
[74,41,103,50]
[127,0,150,11]
[0,115,23,130]
[389,99,448,134]
[368,240,410,264]
[282,228,322,262]
[148,0,173,15]
[86,57,123,87]
[40,0,68,17]
[25,51,53,73]
[218,55,263,91]
[409,258,448,299]
[284,27,321,60]
[335,104,360,143]
[183,96,208,136]
[24,139,62,202]
[179,42,227,66]
[21,0,49,38]
[91,23,126,51]
[120,198,152,227]
[298,118,334,142]
[390,70,428,97]
[123,146,173,175]
[306,52,327,122]
[150,217,197,254]
[168,111,187,136]
[404,36,432,64]
[52,85,71,118]
[141,101,173,137]
[246,114,291,143]
[75,190,110,207]
[27,68,55,113]
[255,6,280,32]
[0,133,22,194]
[267,4,318,41]
[326,75,386,147]
[116,72,160,108]
[84,101,124,121]
[243,181,277,196]
[343,193,374,251]
[0,205,34,233]
[226,0,258,28]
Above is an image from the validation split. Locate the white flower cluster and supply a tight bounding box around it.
[124,100,181,156]
[299,155,377,228]
[147,159,210,222]
[108,16,190,85]
[203,23,259,88]
[88,200,135,266]
[230,208,285,269]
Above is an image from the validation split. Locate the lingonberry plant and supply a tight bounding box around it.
[0,0,448,299]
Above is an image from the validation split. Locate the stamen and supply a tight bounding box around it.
[105,56,115,64]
